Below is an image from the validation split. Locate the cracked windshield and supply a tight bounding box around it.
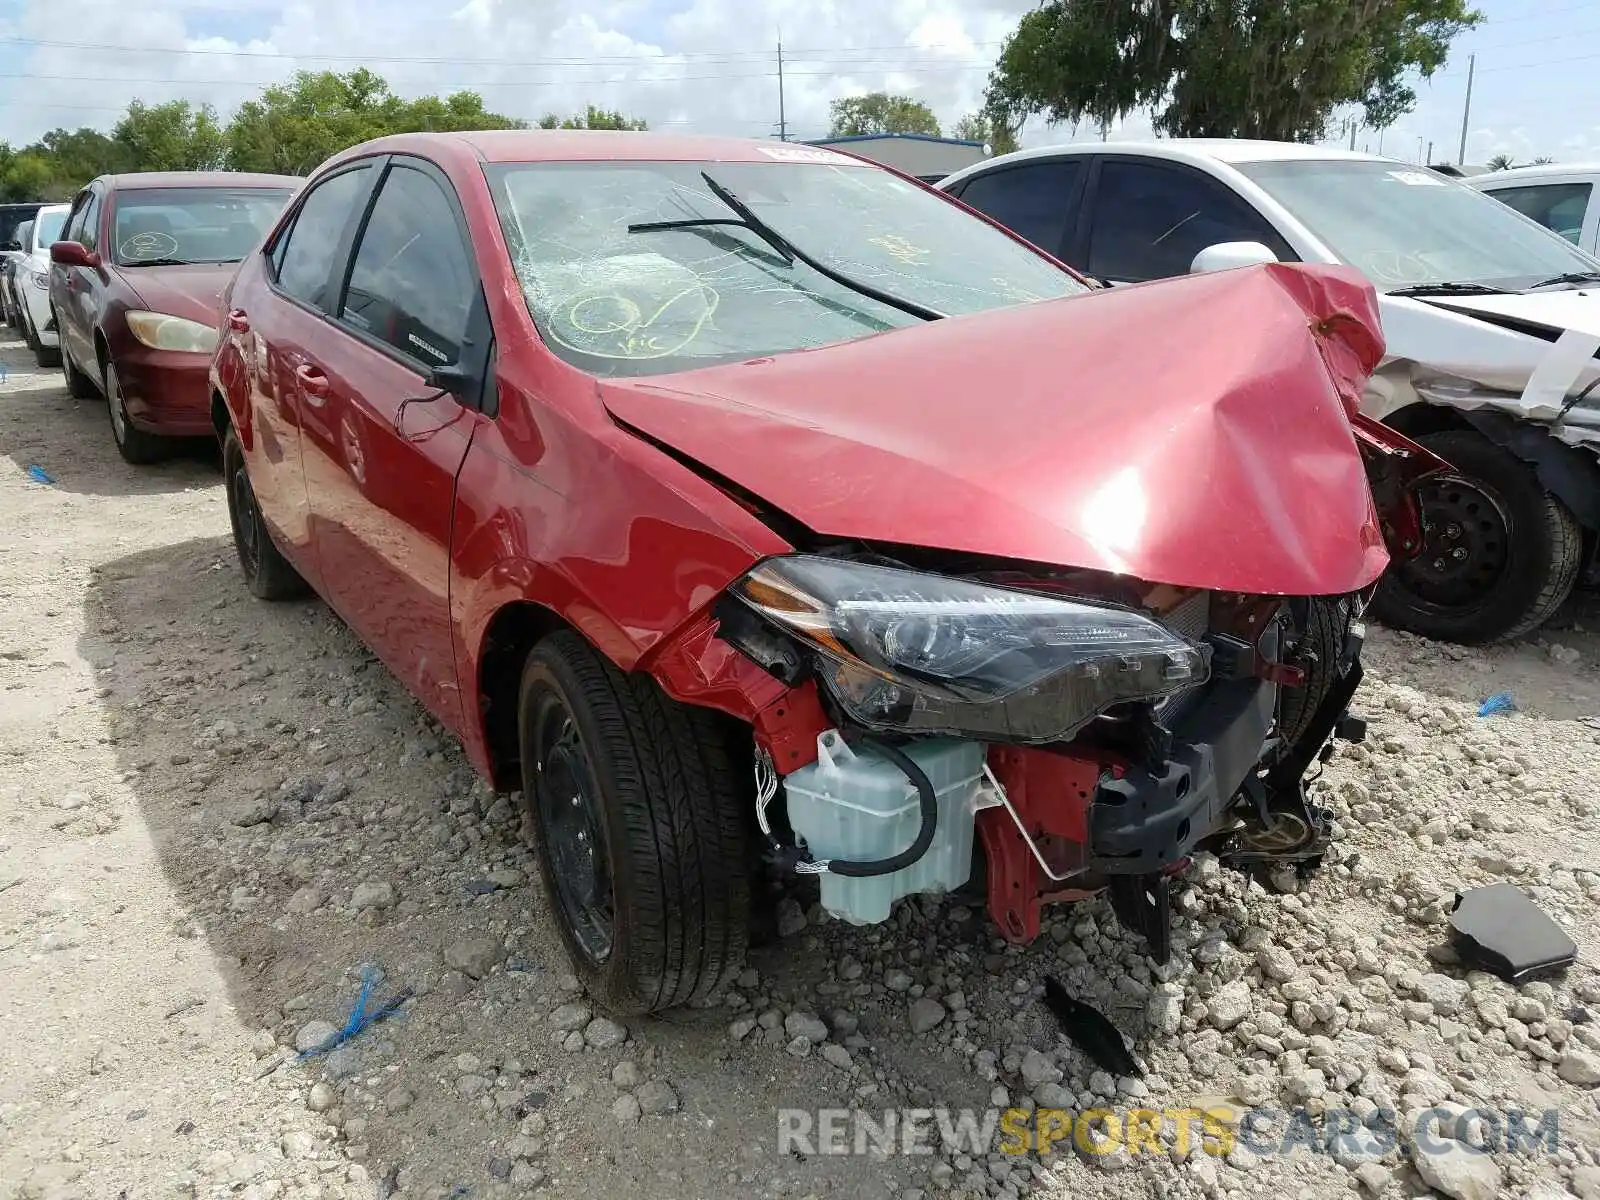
[486,158,1087,376]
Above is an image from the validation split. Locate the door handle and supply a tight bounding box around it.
[227,308,250,333]
[295,363,330,402]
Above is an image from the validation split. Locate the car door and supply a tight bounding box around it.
[55,187,102,368]
[238,160,382,585]
[1073,157,1297,284]
[946,159,1087,260]
[1479,180,1596,252]
[307,155,492,732]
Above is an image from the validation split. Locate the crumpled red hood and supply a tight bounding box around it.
[601,263,1390,596]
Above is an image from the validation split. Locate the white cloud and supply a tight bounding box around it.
[0,0,1033,146]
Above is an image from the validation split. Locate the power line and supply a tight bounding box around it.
[0,33,1003,68]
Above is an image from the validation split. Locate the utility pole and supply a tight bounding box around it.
[776,40,788,141]
[1457,53,1475,165]
[1426,139,1434,166]
[1348,119,1357,150]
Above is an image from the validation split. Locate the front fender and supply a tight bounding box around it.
[1352,412,1452,563]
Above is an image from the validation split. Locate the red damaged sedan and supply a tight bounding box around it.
[50,171,300,463]
[211,131,1443,1013]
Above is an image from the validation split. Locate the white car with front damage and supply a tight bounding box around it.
[939,141,1600,643]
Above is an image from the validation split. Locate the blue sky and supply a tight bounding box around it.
[0,0,1592,166]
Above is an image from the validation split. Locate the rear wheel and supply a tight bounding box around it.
[1370,429,1580,644]
[517,631,751,1014]
[223,426,307,600]
[59,331,95,399]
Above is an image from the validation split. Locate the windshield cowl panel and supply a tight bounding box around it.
[483,160,1087,378]
[1239,159,1600,296]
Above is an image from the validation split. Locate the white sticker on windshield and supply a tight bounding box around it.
[1386,170,1446,186]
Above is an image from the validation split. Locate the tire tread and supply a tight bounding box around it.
[522,632,749,1013]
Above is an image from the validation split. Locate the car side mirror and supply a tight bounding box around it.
[50,240,99,269]
[1189,241,1279,274]
[424,362,478,403]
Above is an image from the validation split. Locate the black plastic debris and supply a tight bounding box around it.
[1041,976,1142,1078]
[1449,883,1577,983]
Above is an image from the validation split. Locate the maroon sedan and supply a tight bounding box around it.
[50,171,300,463]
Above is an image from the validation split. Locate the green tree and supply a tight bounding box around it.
[1,151,66,201]
[403,90,529,133]
[953,111,1020,156]
[536,105,648,130]
[828,93,941,137]
[112,99,227,171]
[34,127,126,182]
[1485,153,1514,171]
[226,69,404,174]
[985,0,1482,143]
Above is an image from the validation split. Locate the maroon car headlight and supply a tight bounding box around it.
[126,310,218,355]
[726,555,1209,743]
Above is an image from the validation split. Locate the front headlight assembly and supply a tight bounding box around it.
[725,555,1209,743]
[126,310,219,355]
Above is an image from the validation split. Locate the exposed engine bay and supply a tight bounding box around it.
[709,544,1373,961]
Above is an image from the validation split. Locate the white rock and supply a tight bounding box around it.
[350,880,394,910]
[547,1002,592,1032]
[784,1012,829,1044]
[635,1079,679,1114]
[1020,1049,1061,1089]
[1557,1047,1600,1086]
[1410,1141,1502,1200]
[820,1043,854,1071]
[908,998,946,1034]
[1415,973,1468,1016]
[1207,980,1252,1030]
[584,1017,628,1049]
[293,1021,337,1054]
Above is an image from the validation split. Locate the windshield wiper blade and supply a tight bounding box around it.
[629,217,753,236]
[120,257,194,268]
[1525,270,1600,291]
[695,171,946,322]
[1388,281,1514,297]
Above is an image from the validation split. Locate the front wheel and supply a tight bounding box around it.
[104,360,168,465]
[517,632,751,1014]
[1370,429,1581,644]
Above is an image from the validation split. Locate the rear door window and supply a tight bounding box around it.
[1087,159,1290,282]
[1482,182,1592,245]
[275,166,373,311]
[338,164,475,368]
[952,160,1083,257]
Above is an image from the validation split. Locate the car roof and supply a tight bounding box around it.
[328,129,867,167]
[938,138,1396,186]
[102,171,304,191]
[1474,163,1600,185]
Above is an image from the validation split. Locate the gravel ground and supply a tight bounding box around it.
[2,328,1599,1200]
